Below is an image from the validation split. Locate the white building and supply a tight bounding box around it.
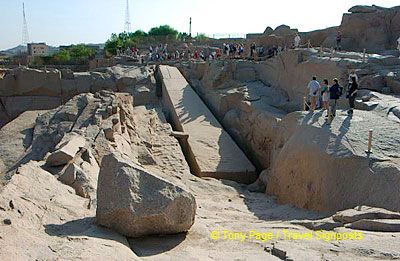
[27,43,49,57]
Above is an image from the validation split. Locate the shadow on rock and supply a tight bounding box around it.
[128,233,187,257]
[44,217,127,243]
[221,180,329,222]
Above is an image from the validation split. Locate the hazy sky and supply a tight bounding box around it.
[0,0,399,50]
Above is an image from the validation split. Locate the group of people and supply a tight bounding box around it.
[307,71,359,119]
[223,43,245,58]
[250,43,284,60]
[116,46,140,57]
[117,43,227,63]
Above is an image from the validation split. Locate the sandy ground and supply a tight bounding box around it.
[128,177,400,261]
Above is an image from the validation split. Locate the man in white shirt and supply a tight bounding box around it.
[307,76,321,111]
[397,36,400,51]
[294,34,301,48]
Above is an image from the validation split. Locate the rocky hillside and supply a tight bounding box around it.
[254,5,400,54]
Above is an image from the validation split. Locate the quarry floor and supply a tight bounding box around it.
[129,175,400,261]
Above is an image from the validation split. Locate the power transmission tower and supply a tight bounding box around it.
[124,0,131,32]
[22,2,29,45]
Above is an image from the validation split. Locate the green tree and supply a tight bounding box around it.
[53,50,71,63]
[69,44,95,60]
[105,33,122,55]
[131,30,147,38]
[148,25,178,38]
[104,25,181,55]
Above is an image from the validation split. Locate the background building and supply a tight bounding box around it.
[27,43,49,57]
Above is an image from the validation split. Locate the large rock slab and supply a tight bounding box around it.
[96,152,196,237]
[347,219,400,232]
[333,206,400,224]
[1,96,61,120]
[159,65,256,184]
[0,67,61,97]
[348,5,379,13]
[0,111,41,175]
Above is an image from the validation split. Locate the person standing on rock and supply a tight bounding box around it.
[321,79,330,113]
[307,76,321,111]
[328,78,342,119]
[348,77,358,115]
[347,70,358,95]
[348,70,358,85]
[250,43,256,60]
[336,31,342,51]
[294,34,301,48]
[397,36,400,52]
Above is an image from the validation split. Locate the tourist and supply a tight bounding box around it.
[250,43,256,60]
[397,36,400,52]
[239,44,244,57]
[211,51,217,60]
[348,77,358,115]
[307,76,321,111]
[224,44,230,57]
[336,31,342,51]
[216,48,221,58]
[329,78,342,118]
[294,34,301,48]
[347,70,358,94]
[348,70,358,84]
[200,51,205,60]
[321,79,329,112]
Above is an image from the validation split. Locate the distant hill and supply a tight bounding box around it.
[1,45,27,56]
[1,43,103,57]
[1,45,59,56]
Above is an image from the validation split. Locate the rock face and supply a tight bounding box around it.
[96,152,196,237]
[339,5,400,52]
[266,110,400,213]
[268,5,400,52]
[253,25,299,49]
[0,65,157,128]
[184,53,400,213]
[0,111,41,176]
[0,68,62,97]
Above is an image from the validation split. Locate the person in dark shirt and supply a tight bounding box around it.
[348,77,358,114]
[328,78,342,118]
